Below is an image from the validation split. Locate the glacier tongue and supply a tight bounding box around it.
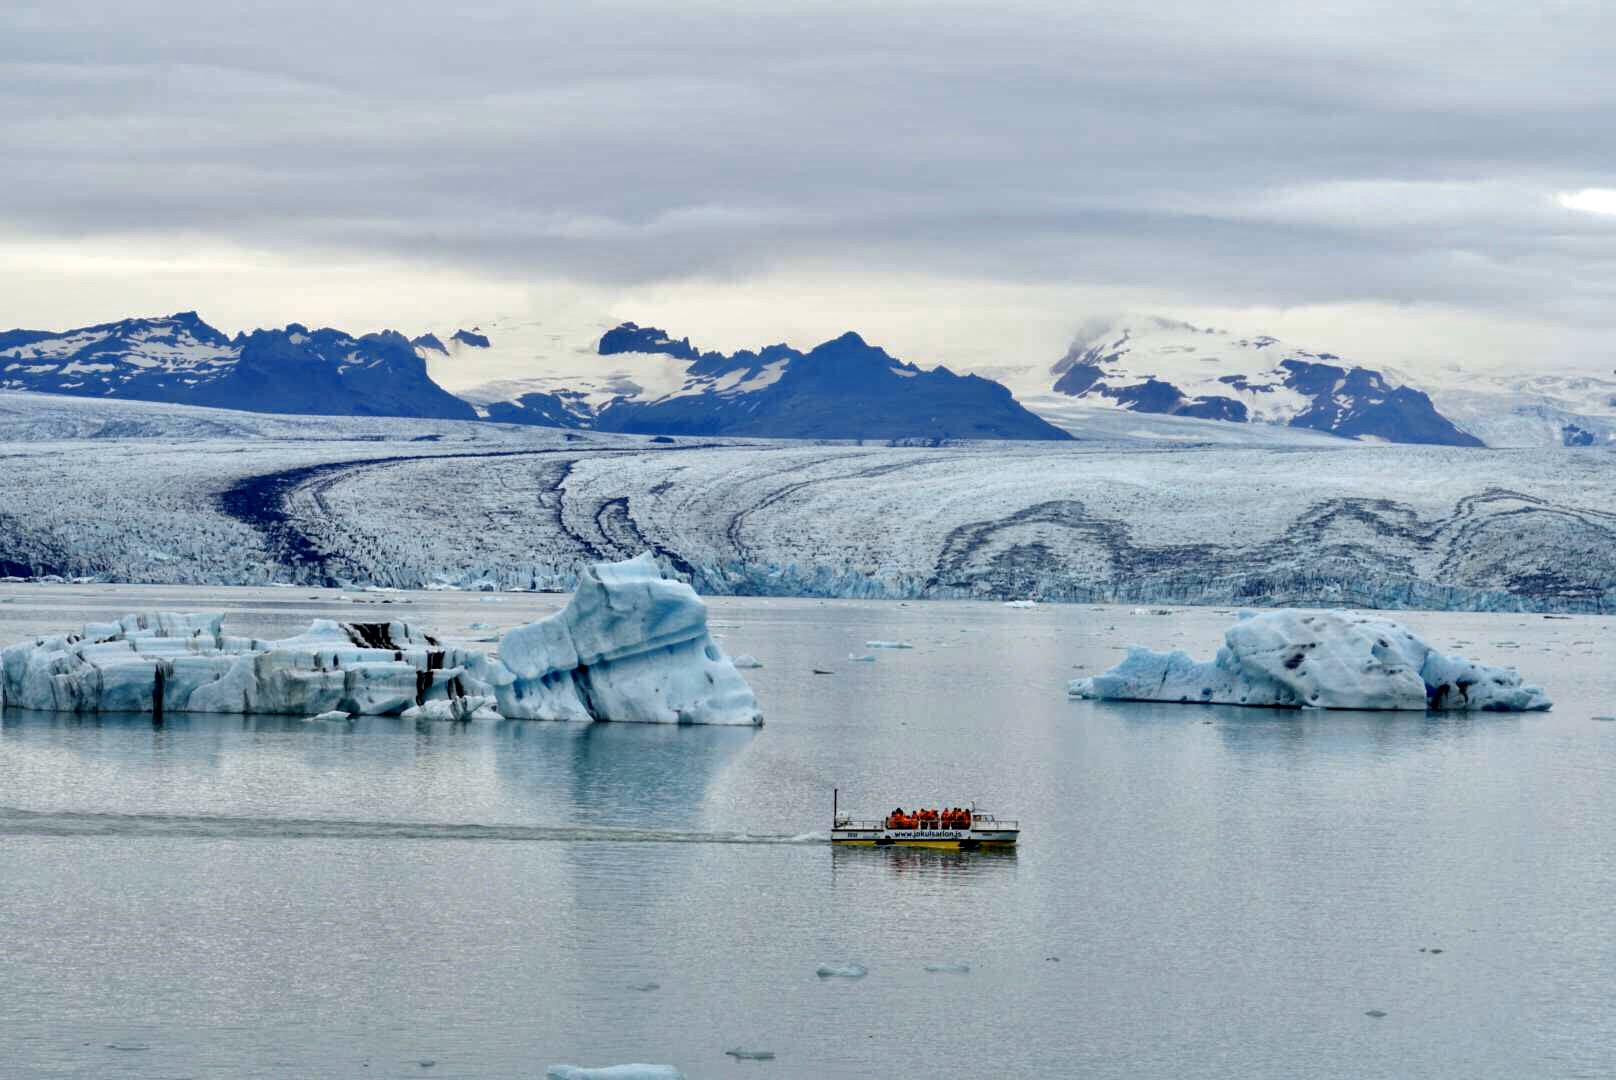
[491,552,763,725]
[1069,609,1551,712]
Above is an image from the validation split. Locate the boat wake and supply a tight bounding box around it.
[0,807,832,845]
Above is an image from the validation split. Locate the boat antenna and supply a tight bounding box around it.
[833,787,838,827]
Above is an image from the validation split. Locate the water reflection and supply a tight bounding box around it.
[831,844,1018,882]
[1089,699,1523,758]
[0,707,759,833]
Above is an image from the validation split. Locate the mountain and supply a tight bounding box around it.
[1045,319,1482,446]
[462,322,1073,441]
[0,313,476,420]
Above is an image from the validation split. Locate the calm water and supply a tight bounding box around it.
[2,586,1615,1079]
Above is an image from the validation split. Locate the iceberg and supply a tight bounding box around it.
[815,962,868,978]
[485,552,762,725]
[0,613,490,717]
[0,555,762,725]
[546,1067,684,1080]
[1069,609,1551,712]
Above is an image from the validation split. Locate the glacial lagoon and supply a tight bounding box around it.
[2,584,1614,1079]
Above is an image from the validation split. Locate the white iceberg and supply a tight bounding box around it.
[0,613,489,717]
[730,654,763,669]
[546,1067,684,1080]
[1,555,762,726]
[1069,609,1551,712]
[864,640,913,649]
[483,552,762,725]
[815,962,868,978]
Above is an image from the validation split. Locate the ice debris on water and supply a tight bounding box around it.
[864,641,912,649]
[731,654,763,669]
[923,961,972,974]
[816,962,868,978]
[305,710,351,723]
[0,554,762,725]
[1004,599,1038,609]
[725,1048,776,1060]
[546,1067,685,1080]
[1069,609,1552,712]
[848,653,876,662]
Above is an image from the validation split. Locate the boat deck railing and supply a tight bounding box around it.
[833,817,1020,831]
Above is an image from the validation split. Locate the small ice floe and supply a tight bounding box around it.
[731,655,764,669]
[1069,609,1552,712]
[467,622,493,630]
[305,710,350,723]
[1004,600,1038,609]
[400,697,499,722]
[864,641,912,649]
[816,962,867,979]
[1593,716,1616,722]
[724,1048,776,1061]
[847,653,876,663]
[546,1066,684,1080]
[923,961,972,974]
[1130,607,1172,615]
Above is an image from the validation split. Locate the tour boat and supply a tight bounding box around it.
[829,789,1019,849]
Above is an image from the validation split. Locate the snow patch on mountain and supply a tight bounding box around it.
[1047,318,1481,446]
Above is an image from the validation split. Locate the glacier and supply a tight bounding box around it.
[0,555,762,724]
[1069,610,1552,711]
[1,392,1613,613]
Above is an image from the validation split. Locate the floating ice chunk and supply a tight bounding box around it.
[864,641,912,649]
[1069,609,1552,711]
[1004,599,1037,609]
[923,961,972,974]
[400,696,496,722]
[848,653,876,662]
[1,614,491,717]
[731,654,763,669]
[816,962,867,978]
[546,1066,684,1080]
[305,710,350,723]
[492,553,761,725]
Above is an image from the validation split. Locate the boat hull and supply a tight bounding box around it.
[831,828,1018,849]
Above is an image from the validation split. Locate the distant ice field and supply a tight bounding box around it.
[0,392,1611,612]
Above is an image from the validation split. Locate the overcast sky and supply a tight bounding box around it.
[5,1,1616,372]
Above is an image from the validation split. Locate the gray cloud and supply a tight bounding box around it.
[6,0,1616,352]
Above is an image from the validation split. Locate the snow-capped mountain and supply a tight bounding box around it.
[1043,318,1482,446]
[0,313,476,420]
[452,320,1072,441]
[0,311,1068,441]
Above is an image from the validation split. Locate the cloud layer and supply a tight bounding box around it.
[5,1,1616,369]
